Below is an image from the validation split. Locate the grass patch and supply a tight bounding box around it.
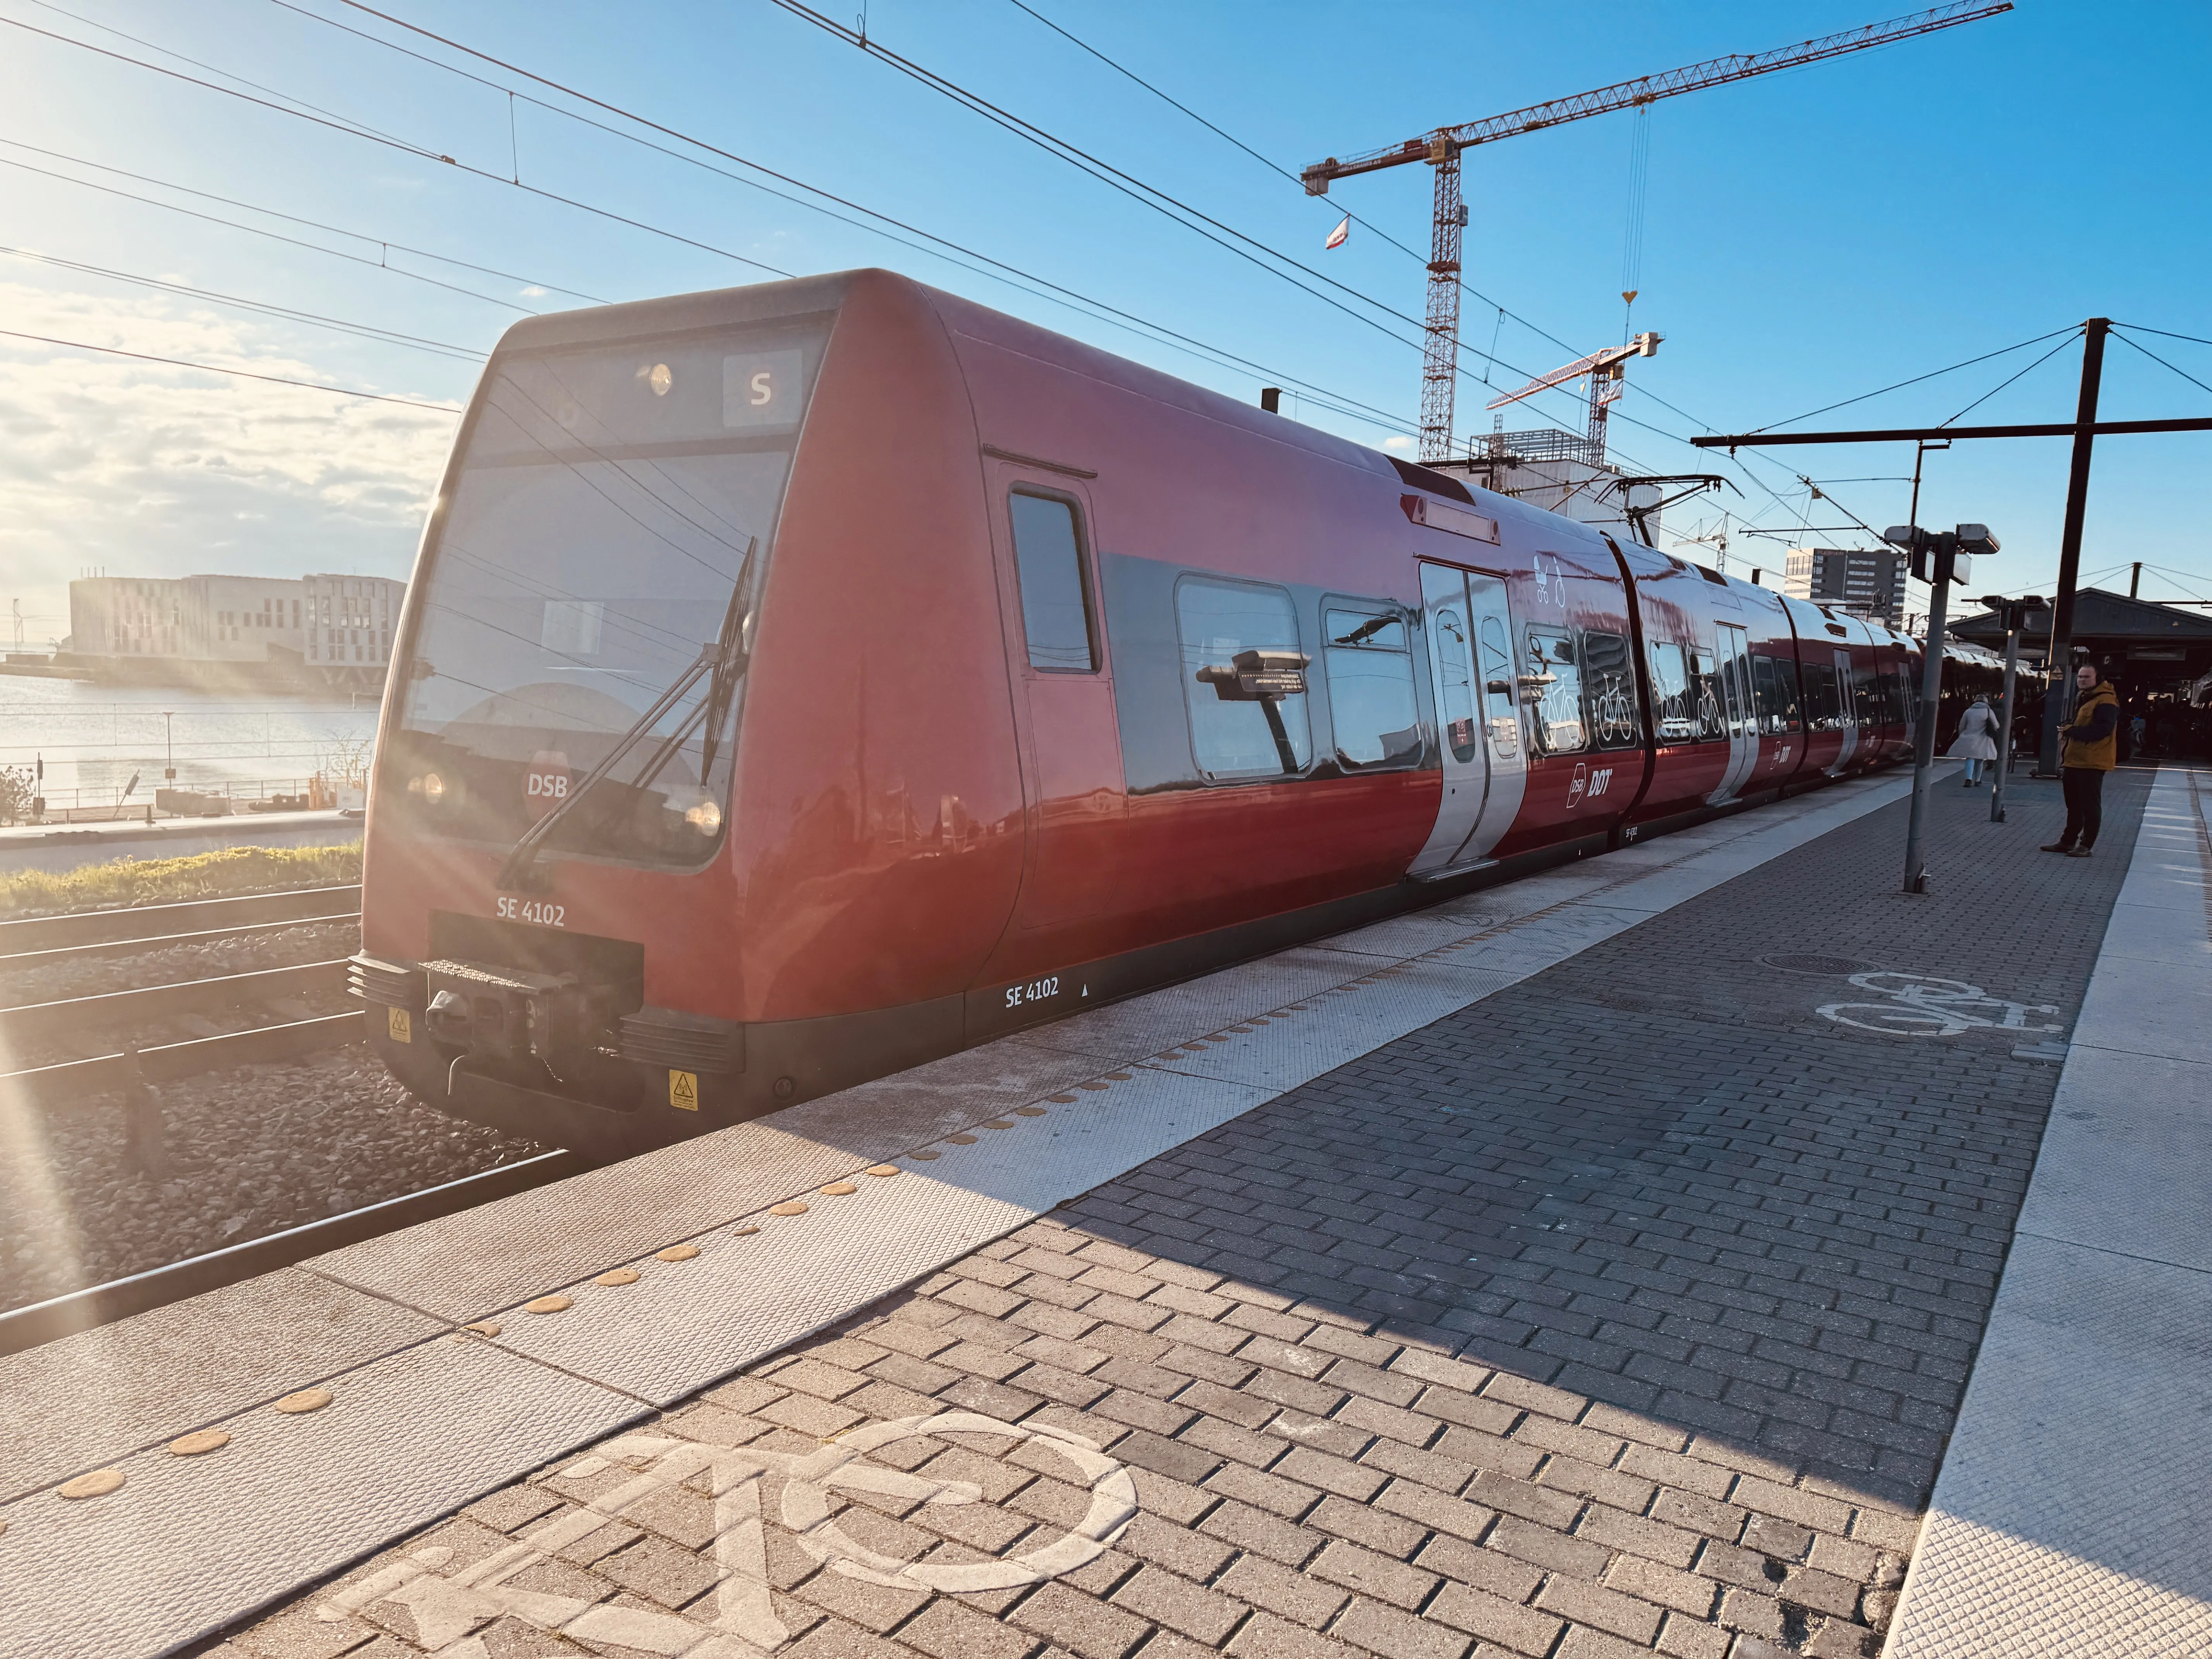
[0,843,364,919]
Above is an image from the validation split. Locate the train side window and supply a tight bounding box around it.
[1323,608,1421,770]
[1525,629,1587,754]
[1176,576,1312,780]
[1648,642,1695,744]
[1689,648,1726,742]
[1582,630,1641,750]
[1008,490,1097,672]
[1752,654,1801,734]
[1800,659,1839,729]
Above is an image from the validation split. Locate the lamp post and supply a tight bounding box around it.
[1980,594,2047,825]
[1886,522,2000,894]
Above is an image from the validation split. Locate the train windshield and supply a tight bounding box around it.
[387,321,826,867]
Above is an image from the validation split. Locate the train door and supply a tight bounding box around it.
[1411,562,1526,875]
[1826,647,1861,773]
[1707,622,1758,804]
[996,478,1124,929]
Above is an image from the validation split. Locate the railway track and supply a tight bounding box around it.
[0,881,585,1355]
[0,882,362,966]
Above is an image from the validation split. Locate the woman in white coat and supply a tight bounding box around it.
[1948,695,2001,786]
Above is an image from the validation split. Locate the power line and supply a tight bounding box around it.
[0,14,799,283]
[2110,328,2212,402]
[0,133,605,302]
[0,326,462,410]
[1937,329,2085,426]
[29,3,1421,439]
[0,144,547,313]
[0,245,489,361]
[1746,325,2083,434]
[997,0,1431,266]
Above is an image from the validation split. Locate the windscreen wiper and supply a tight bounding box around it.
[494,538,757,892]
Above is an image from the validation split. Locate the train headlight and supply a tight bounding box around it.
[665,787,721,835]
[422,771,447,804]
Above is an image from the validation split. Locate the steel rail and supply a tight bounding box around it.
[0,883,361,957]
[0,1009,365,1111]
[0,912,361,969]
[0,959,349,1046]
[0,1149,589,1357]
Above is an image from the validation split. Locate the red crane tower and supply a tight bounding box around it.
[1302,2,2013,464]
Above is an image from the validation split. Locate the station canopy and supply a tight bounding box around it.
[1949,586,2212,693]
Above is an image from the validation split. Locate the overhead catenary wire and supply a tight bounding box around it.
[25,5,1427,441]
[1936,328,2084,427]
[0,326,461,410]
[2108,329,2212,402]
[0,245,489,361]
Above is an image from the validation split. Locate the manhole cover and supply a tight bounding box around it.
[1758,953,1874,975]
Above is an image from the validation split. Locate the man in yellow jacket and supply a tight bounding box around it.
[2042,663,2119,857]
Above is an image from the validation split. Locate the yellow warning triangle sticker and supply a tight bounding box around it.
[668,1070,699,1110]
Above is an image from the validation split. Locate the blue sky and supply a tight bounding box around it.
[3,0,2207,646]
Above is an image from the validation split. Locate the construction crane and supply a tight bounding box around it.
[1302,2,2013,464]
[1486,333,1663,468]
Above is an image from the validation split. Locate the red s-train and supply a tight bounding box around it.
[350,269,1917,1155]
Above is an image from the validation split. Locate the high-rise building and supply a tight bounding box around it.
[1784,547,1906,625]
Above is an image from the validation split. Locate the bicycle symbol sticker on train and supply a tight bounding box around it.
[1817,971,2063,1038]
[316,1412,1137,1656]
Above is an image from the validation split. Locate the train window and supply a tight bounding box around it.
[1525,629,1586,754]
[1432,606,1480,764]
[1688,649,1727,742]
[1478,616,1518,759]
[1800,659,1840,729]
[1176,577,1312,780]
[1582,631,1641,750]
[1323,609,1421,770]
[1008,491,1097,672]
[1647,642,1695,744]
[1752,654,1802,735]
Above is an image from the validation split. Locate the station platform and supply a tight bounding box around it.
[0,761,2198,1659]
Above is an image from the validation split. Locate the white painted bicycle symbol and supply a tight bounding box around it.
[317,1411,1137,1657]
[1818,971,2063,1038]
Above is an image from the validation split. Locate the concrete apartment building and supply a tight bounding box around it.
[1784,546,1908,625]
[66,572,405,688]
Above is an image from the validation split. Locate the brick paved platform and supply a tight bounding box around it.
[159,766,2162,1659]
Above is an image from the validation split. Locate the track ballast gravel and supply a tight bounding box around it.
[0,1032,541,1318]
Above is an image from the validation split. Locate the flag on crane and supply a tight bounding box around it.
[1324,215,1350,250]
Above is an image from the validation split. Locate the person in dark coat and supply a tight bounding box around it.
[2043,664,2119,857]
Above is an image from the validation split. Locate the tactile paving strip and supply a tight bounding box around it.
[1888,769,2212,1657]
[0,1333,641,1659]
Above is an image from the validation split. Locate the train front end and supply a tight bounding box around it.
[349,277,844,1158]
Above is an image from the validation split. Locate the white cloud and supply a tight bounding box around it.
[1383,434,1415,453]
[0,284,459,645]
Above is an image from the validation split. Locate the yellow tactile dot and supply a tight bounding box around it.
[1013,1106,1047,1117]
[732,1224,761,1235]
[274,1388,333,1415]
[525,1295,573,1316]
[982,1120,1014,1131]
[866,1164,900,1177]
[656,1244,701,1261]
[57,1469,124,1500]
[1228,1025,1255,1032]
[1077,1081,1109,1091]
[945,1133,978,1145]
[820,1181,858,1196]
[769,1200,809,1216]
[465,1321,503,1338]
[1105,1071,1133,1080]
[168,1430,229,1457]
[595,1268,641,1287]
[908,1150,941,1161]
[1047,1093,1079,1103]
